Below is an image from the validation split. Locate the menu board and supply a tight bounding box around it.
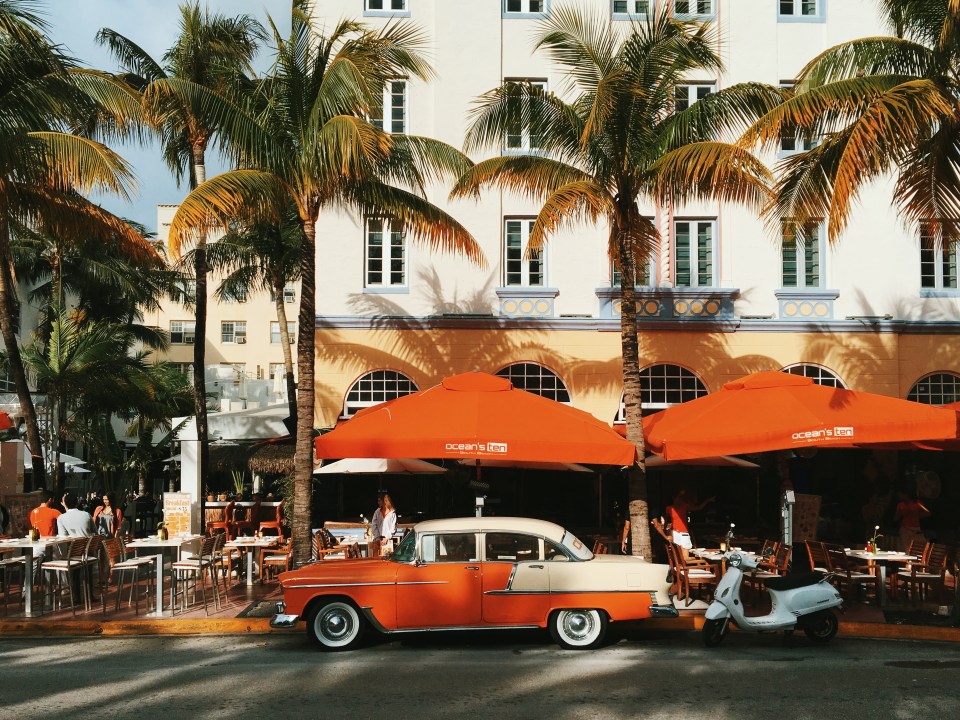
[162,492,192,536]
[3,492,37,537]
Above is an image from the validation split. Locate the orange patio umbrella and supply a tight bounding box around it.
[315,371,637,466]
[643,371,960,461]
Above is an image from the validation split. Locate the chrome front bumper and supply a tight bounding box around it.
[269,601,300,628]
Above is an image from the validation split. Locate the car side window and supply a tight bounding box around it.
[421,532,478,563]
[484,532,542,562]
[545,539,569,561]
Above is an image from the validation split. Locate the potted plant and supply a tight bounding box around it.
[205,486,214,502]
[157,522,168,541]
[232,470,246,499]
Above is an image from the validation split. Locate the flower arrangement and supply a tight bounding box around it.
[157,521,168,541]
[867,525,883,553]
[360,514,370,538]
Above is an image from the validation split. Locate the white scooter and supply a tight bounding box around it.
[702,533,843,647]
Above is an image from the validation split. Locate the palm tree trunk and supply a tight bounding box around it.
[191,144,210,495]
[617,235,651,559]
[0,220,45,488]
[292,208,318,567]
[273,281,298,425]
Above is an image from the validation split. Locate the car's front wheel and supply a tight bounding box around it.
[307,600,365,651]
[549,608,608,650]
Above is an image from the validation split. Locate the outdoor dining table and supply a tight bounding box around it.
[126,534,202,616]
[225,536,279,586]
[845,549,916,608]
[691,547,757,572]
[0,536,73,616]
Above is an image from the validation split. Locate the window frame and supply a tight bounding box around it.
[503,218,546,288]
[782,364,845,388]
[342,369,419,419]
[612,0,653,20]
[504,78,548,155]
[674,82,716,113]
[673,0,715,20]
[908,372,960,405]
[496,362,571,404]
[781,222,825,290]
[503,0,549,19]
[778,0,825,23]
[419,532,480,564]
[673,219,717,288]
[365,217,409,291]
[220,320,247,344]
[614,364,708,421]
[270,321,296,344]
[363,0,410,18]
[170,320,196,345]
[920,231,959,294]
[371,79,407,135]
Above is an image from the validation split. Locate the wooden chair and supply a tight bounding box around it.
[894,542,949,604]
[313,529,360,561]
[805,541,829,573]
[745,543,792,602]
[40,537,95,616]
[258,499,284,536]
[826,547,881,604]
[665,542,718,606]
[171,535,221,615]
[232,498,261,537]
[101,537,156,615]
[206,500,236,541]
[260,539,293,583]
[591,539,608,555]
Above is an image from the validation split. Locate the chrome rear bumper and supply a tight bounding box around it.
[649,604,680,618]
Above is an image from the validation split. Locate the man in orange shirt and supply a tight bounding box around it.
[29,491,61,536]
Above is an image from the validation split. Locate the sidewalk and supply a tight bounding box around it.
[2,580,957,643]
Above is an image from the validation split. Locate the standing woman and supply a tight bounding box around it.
[371,492,397,556]
[93,493,124,537]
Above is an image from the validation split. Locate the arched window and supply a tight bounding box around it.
[496,362,571,404]
[615,364,708,422]
[782,363,846,388]
[342,370,418,418]
[907,372,960,405]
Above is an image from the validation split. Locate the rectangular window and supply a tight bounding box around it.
[282,285,296,303]
[612,257,653,288]
[366,218,407,287]
[170,321,195,345]
[778,83,819,155]
[674,0,713,16]
[505,79,547,153]
[269,363,286,381]
[270,321,296,344]
[674,83,714,113]
[365,0,409,15]
[779,0,822,21]
[221,321,247,344]
[505,0,546,14]
[674,220,715,288]
[222,285,247,303]
[613,1,651,17]
[781,223,823,288]
[371,80,407,135]
[504,219,545,287]
[920,231,958,290]
[175,362,194,378]
[174,278,196,304]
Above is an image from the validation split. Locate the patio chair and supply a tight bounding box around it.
[0,555,27,615]
[745,543,792,603]
[805,541,829,573]
[258,499,284,536]
[893,542,949,605]
[40,537,95,616]
[665,541,718,607]
[206,500,236,541]
[260,539,293,583]
[826,547,881,604]
[312,529,359,561]
[171,535,221,615]
[101,537,156,615]
[232,497,261,537]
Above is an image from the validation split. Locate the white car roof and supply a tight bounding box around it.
[413,516,567,544]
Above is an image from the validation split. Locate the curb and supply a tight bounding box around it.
[1,616,958,643]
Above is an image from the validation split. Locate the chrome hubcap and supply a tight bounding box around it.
[563,611,594,641]
[320,608,354,641]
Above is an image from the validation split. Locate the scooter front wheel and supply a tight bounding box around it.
[702,618,729,647]
[802,610,838,644]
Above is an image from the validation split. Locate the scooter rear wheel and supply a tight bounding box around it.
[802,610,838,644]
[702,618,729,647]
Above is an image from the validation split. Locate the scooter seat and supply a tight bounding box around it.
[764,571,825,591]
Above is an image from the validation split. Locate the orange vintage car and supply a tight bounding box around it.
[271,516,678,650]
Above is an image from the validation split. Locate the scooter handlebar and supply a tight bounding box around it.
[724,550,760,569]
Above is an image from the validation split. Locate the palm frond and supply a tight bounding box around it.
[648,141,772,208]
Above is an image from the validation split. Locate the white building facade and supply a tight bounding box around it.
[300,0,960,427]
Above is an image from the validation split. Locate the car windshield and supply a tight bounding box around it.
[561,530,593,561]
[390,531,417,563]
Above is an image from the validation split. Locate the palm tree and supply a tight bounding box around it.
[0,1,155,487]
[97,1,265,497]
[452,5,776,557]
[201,207,303,423]
[742,0,960,246]
[167,2,483,564]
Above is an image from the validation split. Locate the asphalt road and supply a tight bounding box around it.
[1,628,959,719]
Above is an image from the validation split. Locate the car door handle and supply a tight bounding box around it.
[529,565,544,569]
[465,565,479,570]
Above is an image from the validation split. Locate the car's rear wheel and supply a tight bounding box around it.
[307,600,365,651]
[549,609,608,650]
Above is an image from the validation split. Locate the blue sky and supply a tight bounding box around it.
[45,0,290,234]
